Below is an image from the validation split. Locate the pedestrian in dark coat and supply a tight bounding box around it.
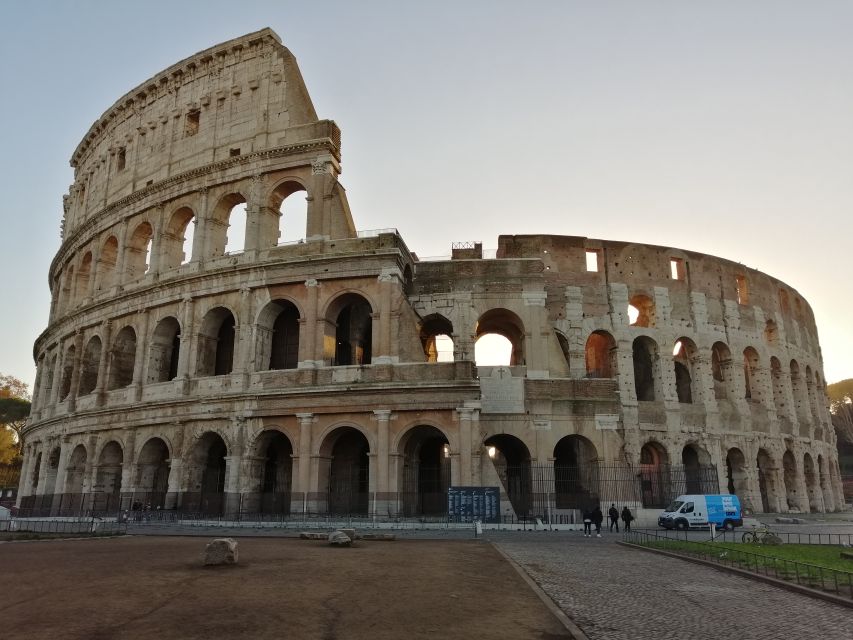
[621,506,634,532]
[582,508,593,537]
[591,505,604,537]
[608,503,620,532]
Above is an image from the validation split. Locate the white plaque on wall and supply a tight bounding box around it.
[480,367,524,414]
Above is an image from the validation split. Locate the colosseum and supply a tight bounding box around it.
[17,28,845,524]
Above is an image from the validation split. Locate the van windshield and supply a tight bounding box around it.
[665,500,684,513]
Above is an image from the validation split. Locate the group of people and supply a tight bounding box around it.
[582,503,633,537]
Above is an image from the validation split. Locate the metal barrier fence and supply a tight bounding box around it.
[649,527,853,547]
[0,518,127,536]
[624,529,853,601]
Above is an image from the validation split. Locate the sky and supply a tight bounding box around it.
[1,1,851,390]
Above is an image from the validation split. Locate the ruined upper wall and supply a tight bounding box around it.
[63,28,331,238]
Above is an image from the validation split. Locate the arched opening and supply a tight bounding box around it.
[43,446,61,501]
[790,360,808,424]
[42,355,56,406]
[78,336,102,395]
[682,444,714,495]
[585,330,616,378]
[673,338,698,404]
[628,294,655,327]
[743,347,762,401]
[136,438,170,509]
[711,342,732,400]
[725,448,749,506]
[420,314,454,363]
[185,432,228,515]
[553,435,599,509]
[77,252,93,301]
[320,427,370,515]
[475,308,525,366]
[94,441,123,514]
[326,294,372,366]
[756,449,776,513]
[484,434,532,517]
[632,336,658,401]
[108,326,137,390]
[97,236,119,292]
[125,221,154,280]
[161,207,195,269]
[208,193,248,257]
[252,431,293,515]
[61,265,75,312]
[62,444,87,514]
[764,319,779,345]
[30,452,42,490]
[274,181,308,245]
[817,455,834,512]
[639,442,670,508]
[555,331,571,371]
[59,344,76,400]
[770,357,790,432]
[148,317,181,383]
[782,450,800,511]
[197,307,236,376]
[399,426,450,516]
[803,453,819,513]
[256,300,300,370]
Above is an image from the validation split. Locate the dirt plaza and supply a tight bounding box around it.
[0,535,570,640]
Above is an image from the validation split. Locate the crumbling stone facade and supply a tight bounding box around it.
[18,29,844,519]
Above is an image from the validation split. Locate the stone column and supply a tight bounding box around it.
[120,431,138,505]
[295,413,314,513]
[373,271,398,364]
[50,438,73,515]
[298,279,320,367]
[564,286,587,378]
[34,443,52,497]
[373,410,392,514]
[164,424,184,510]
[132,311,150,401]
[191,188,209,264]
[114,219,128,288]
[235,287,253,383]
[147,203,165,278]
[49,342,65,407]
[521,289,548,378]
[177,297,195,382]
[456,406,480,486]
[95,321,112,406]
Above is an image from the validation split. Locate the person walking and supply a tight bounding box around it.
[621,506,634,532]
[608,503,620,532]
[582,508,593,537]
[591,505,604,538]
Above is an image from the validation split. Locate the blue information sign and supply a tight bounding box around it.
[447,486,500,523]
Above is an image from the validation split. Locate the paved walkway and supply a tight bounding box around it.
[493,532,853,640]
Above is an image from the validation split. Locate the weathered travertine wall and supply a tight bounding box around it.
[18,29,843,520]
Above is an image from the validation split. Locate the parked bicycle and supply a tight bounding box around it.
[741,527,776,544]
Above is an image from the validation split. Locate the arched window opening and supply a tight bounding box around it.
[61,266,75,311]
[756,449,776,513]
[475,308,525,367]
[136,438,170,509]
[162,207,195,269]
[632,336,657,401]
[97,236,118,292]
[320,427,370,515]
[224,202,247,255]
[782,450,799,511]
[764,319,778,345]
[420,314,454,363]
[585,330,616,378]
[59,345,76,401]
[725,448,749,506]
[628,294,655,328]
[743,347,761,401]
[555,331,571,370]
[400,426,450,516]
[790,360,808,424]
[63,445,87,508]
[639,442,670,507]
[484,434,532,517]
[803,453,818,513]
[209,194,247,258]
[197,308,236,377]
[681,445,714,494]
[553,435,599,510]
[251,431,293,515]
[269,302,300,370]
[276,183,308,244]
[31,452,42,490]
[327,294,372,366]
[94,441,123,514]
[770,357,790,431]
[673,339,697,404]
[125,222,154,280]
[711,342,732,400]
[186,432,228,515]
[109,326,137,390]
[77,252,93,301]
[78,336,102,395]
[42,355,56,405]
[148,317,181,383]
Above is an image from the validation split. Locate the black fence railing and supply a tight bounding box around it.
[0,518,127,536]
[641,527,853,547]
[624,529,853,601]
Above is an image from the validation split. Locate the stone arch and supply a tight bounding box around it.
[790,360,809,424]
[632,336,659,401]
[398,425,451,516]
[78,335,102,395]
[197,307,236,376]
[210,192,248,257]
[63,443,88,499]
[764,319,779,345]
[743,347,763,402]
[484,434,532,517]
[711,341,733,400]
[585,330,616,378]
[108,325,137,390]
[42,354,57,406]
[420,314,454,363]
[256,299,301,371]
[147,317,181,383]
[628,293,655,327]
[94,440,123,513]
[61,264,75,312]
[681,443,713,494]
[554,330,571,370]
[553,435,599,509]
[318,426,370,515]
[161,206,196,269]
[97,235,119,292]
[640,441,670,508]
[183,431,228,515]
[803,452,819,513]
[673,338,699,404]
[725,448,750,508]
[135,437,170,508]
[76,251,93,302]
[817,454,834,512]
[271,179,309,246]
[59,344,76,401]
[125,221,154,280]
[769,357,791,432]
[247,429,294,515]
[475,308,525,366]
[324,292,373,366]
[782,449,800,511]
[756,449,778,513]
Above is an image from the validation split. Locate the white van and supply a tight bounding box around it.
[657,494,742,531]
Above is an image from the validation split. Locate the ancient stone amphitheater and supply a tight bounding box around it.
[18,29,844,522]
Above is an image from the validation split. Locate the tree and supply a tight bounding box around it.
[0,397,30,457]
[0,427,18,465]
[828,378,853,444]
[0,374,30,400]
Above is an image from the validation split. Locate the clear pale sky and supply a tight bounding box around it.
[1,1,851,390]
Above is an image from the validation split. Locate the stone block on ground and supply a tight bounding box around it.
[204,538,238,565]
[340,528,356,541]
[328,530,352,546]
